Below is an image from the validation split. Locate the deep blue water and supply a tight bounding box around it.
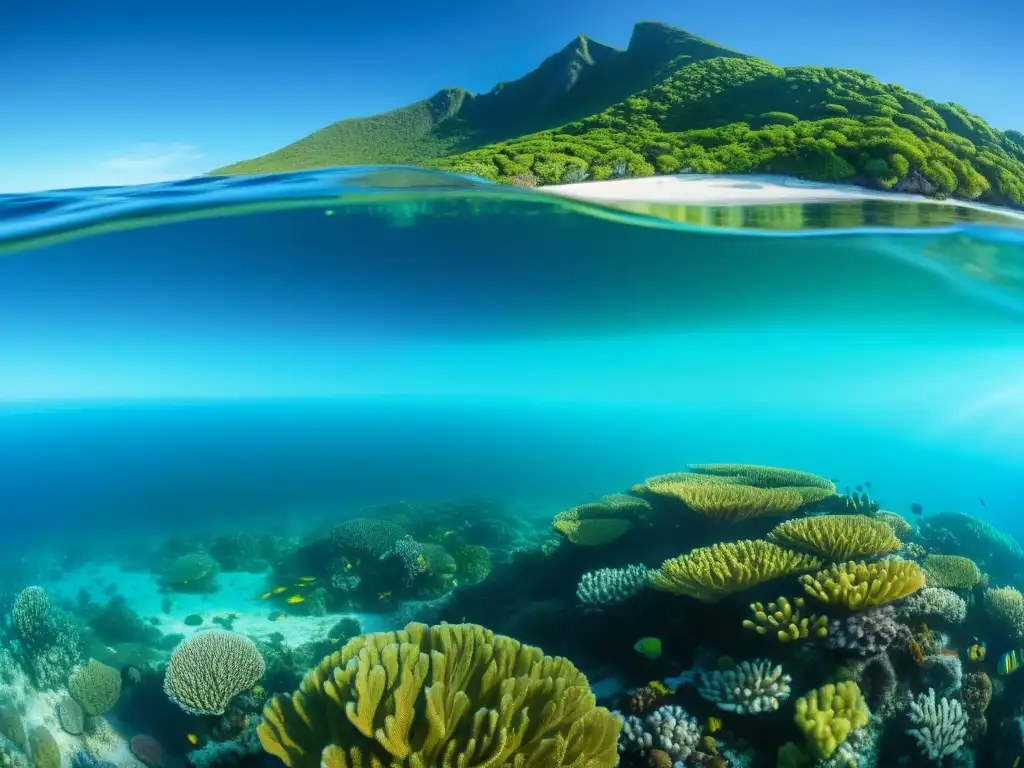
[2,167,1024,551]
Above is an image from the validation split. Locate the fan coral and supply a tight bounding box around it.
[69,659,122,716]
[983,586,1024,639]
[897,587,967,624]
[826,604,909,656]
[793,681,870,758]
[164,630,265,716]
[576,565,651,607]
[769,515,902,560]
[697,658,792,714]
[331,518,407,557]
[650,540,822,602]
[645,480,805,523]
[618,705,703,763]
[905,688,967,760]
[922,554,983,589]
[742,596,828,642]
[257,621,621,768]
[687,463,835,490]
[800,558,924,609]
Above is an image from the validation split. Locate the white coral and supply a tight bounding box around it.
[616,705,701,761]
[905,688,967,760]
[697,658,791,714]
[898,588,967,624]
[576,565,650,607]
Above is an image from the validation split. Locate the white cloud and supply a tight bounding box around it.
[0,143,208,193]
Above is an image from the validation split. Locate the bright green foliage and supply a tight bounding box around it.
[431,57,1024,207]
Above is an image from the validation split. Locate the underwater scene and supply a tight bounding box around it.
[1,167,1024,768]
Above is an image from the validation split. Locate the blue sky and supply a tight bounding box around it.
[0,0,1020,192]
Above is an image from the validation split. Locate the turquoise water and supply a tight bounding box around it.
[2,167,1024,766]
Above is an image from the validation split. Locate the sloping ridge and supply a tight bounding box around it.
[213,22,748,175]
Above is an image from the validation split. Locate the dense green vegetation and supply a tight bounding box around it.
[214,23,748,175]
[215,21,1024,208]
[430,57,1024,207]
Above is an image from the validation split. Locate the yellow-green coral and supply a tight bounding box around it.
[688,464,836,491]
[551,496,650,546]
[794,681,869,758]
[649,540,822,602]
[922,554,983,589]
[742,596,829,642]
[645,480,805,523]
[257,621,621,768]
[768,515,902,561]
[801,559,924,610]
[984,586,1024,639]
[876,511,914,540]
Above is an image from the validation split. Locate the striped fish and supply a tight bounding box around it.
[998,649,1021,675]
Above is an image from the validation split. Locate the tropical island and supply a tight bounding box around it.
[214,22,1024,209]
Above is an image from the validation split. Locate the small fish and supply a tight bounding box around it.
[909,503,924,516]
[344,562,353,570]
[285,595,305,604]
[271,586,288,595]
[998,649,1022,675]
[705,716,722,734]
[979,497,986,508]
[940,649,959,657]
[377,591,393,601]
[268,611,287,621]
[259,592,273,599]
[187,734,199,746]
[633,637,662,660]
[864,481,872,489]
[968,641,987,662]
[105,646,117,654]
[298,577,316,583]
[253,685,264,695]
[855,484,863,492]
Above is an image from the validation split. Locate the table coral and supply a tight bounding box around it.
[768,515,902,560]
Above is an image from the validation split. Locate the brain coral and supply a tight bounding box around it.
[69,659,121,716]
[164,630,265,716]
[257,621,621,768]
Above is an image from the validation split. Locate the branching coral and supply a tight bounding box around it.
[905,688,967,760]
[800,558,924,610]
[618,704,702,763]
[644,479,805,523]
[576,565,651,608]
[922,554,983,589]
[826,605,909,656]
[696,659,792,714]
[984,585,1024,639]
[257,621,621,768]
[687,464,836,490]
[897,587,967,624]
[650,540,822,602]
[793,681,870,758]
[164,630,265,716]
[742,596,828,642]
[768,515,902,560]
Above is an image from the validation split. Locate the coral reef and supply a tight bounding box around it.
[646,480,806,523]
[10,586,83,689]
[164,630,265,716]
[768,515,902,560]
[650,540,822,602]
[618,705,703,763]
[905,688,967,760]
[576,565,651,608]
[922,554,984,589]
[742,596,828,642]
[826,604,908,656]
[983,586,1024,639]
[696,658,792,714]
[897,587,968,624]
[686,464,835,490]
[257,621,621,767]
[801,558,925,609]
[793,681,870,758]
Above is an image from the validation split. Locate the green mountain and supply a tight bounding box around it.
[213,22,747,174]
[215,21,1024,207]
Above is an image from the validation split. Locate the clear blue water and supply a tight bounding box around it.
[3,167,1024,766]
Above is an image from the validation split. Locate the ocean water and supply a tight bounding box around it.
[1,167,1024,766]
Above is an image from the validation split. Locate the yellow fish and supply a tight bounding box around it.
[298,577,316,582]
[259,592,273,599]
[187,734,199,745]
[252,685,264,695]
[286,595,305,604]
[633,637,662,660]
[706,716,722,734]
[272,586,288,594]
[377,591,392,601]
